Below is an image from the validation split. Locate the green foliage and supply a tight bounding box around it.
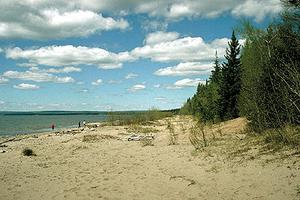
[219,31,242,120]
[180,33,241,123]
[180,52,222,123]
[238,8,300,131]
[181,1,299,149]
[264,126,300,149]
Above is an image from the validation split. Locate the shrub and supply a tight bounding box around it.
[22,148,36,156]
[167,120,178,145]
[189,122,208,150]
[264,125,300,149]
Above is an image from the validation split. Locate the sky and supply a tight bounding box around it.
[0,0,282,111]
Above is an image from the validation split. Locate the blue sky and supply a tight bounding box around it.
[0,0,282,111]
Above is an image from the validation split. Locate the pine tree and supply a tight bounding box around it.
[210,51,222,85]
[219,31,242,120]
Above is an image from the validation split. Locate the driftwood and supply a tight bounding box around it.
[0,137,22,145]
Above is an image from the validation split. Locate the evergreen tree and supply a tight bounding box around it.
[210,51,222,85]
[219,31,242,120]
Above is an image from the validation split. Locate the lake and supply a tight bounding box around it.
[0,111,108,136]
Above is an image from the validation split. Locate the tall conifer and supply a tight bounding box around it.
[219,31,242,120]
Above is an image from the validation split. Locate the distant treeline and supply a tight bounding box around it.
[181,0,300,132]
[0,111,106,116]
[1,108,180,117]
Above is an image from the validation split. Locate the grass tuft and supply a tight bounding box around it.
[107,108,174,126]
[140,138,154,147]
[263,125,300,149]
[22,148,36,156]
[167,120,178,145]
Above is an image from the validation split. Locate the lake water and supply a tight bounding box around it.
[0,111,107,136]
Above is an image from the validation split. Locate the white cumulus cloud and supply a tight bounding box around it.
[167,78,206,89]
[154,62,212,76]
[13,83,40,90]
[0,4,129,39]
[125,73,138,79]
[128,84,146,92]
[3,70,74,83]
[144,31,180,45]
[0,0,282,41]
[6,45,134,69]
[29,66,81,74]
[231,0,282,22]
[132,36,229,63]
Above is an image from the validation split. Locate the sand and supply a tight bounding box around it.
[0,116,299,200]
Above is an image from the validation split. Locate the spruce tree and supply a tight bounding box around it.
[210,51,222,85]
[219,31,242,120]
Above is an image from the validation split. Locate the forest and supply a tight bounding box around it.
[180,0,299,139]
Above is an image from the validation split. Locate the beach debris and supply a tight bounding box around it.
[0,150,6,153]
[0,137,22,145]
[0,144,8,148]
[86,123,100,128]
[128,134,154,141]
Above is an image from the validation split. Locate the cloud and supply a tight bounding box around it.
[3,70,74,83]
[28,66,81,74]
[167,78,206,89]
[128,84,146,92]
[132,36,230,63]
[13,83,39,90]
[0,1,281,41]
[45,66,82,73]
[154,62,212,76]
[92,79,103,86]
[144,31,179,45]
[231,0,282,22]
[125,73,138,79]
[141,20,168,32]
[0,76,9,84]
[17,63,38,68]
[108,80,122,84]
[71,0,281,20]
[0,5,129,39]
[6,45,134,69]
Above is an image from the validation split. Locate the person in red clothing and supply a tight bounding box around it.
[51,124,55,130]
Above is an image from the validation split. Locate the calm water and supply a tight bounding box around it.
[0,112,107,136]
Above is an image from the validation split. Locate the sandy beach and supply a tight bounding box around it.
[0,116,299,200]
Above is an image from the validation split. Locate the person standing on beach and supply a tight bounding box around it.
[78,121,81,128]
[51,124,55,130]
